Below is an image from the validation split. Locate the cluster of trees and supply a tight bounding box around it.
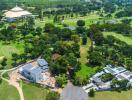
[103,2,116,13]
[101,73,114,82]
[89,23,132,35]
[0,56,7,70]
[87,23,132,68]
[116,6,132,18]
[0,25,17,42]
[41,1,102,18]
[88,89,95,97]
[1,18,82,87]
[46,91,60,100]
[56,74,67,87]
[111,79,130,91]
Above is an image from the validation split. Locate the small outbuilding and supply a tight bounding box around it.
[60,83,88,100]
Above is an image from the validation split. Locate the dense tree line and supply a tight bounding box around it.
[88,23,132,35]
[116,6,132,17]
[87,23,132,69]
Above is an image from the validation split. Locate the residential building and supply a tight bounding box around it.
[19,59,48,83]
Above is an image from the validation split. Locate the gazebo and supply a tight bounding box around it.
[4,6,32,22]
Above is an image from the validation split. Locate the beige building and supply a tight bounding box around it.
[4,6,32,22]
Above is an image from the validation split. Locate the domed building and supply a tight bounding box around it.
[4,5,32,22]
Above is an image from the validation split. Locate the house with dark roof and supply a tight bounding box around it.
[19,59,48,83]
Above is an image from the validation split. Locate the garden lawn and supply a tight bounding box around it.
[0,81,20,100]
[63,13,101,27]
[22,82,48,100]
[0,42,24,69]
[89,90,132,100]
[103,32,132,45]
[76,38,96,80]
[76,64,96,80]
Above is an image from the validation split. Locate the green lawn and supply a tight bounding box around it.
[63,13,101,27]
[0,81,20,100]
[76,38,96,80]
[103,32,132,45]
[76,64,96,80]
[89,90,132,100]
[35,13,101,28]
[0,42,24,69]
[22,82,48,100]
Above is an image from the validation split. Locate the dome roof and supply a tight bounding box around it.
[4,6,32,18]
[11,6,24,12]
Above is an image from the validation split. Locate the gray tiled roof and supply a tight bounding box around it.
[23,63,33,71]
[37,59,48,67]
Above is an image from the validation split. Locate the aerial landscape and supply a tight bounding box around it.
[0,0,132,100]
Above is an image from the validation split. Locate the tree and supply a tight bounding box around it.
[73,75,87,86]
[35,27,42,35]
[46,91,60,100]
[44,23,55,32]
[105,35,116,46]
[0,77,2,84]
[88,51,103,66]
[77,20,85,27]
[50,55,68,75]
[88,89,95,97]
[101,73,114,82]
[126,60,132,71]
[82,34,87,45]
[71,35,80,43]
[60,28,73,40]
[54,15,58,23]
[0,64,3,70]
[111,79,129,90]
[0,57,7,67]
[56,74,67,87]
[93,32,104,45]
[76,27,86,34]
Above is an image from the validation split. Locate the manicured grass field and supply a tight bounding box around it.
[22,82,48,100]
[103,32,132,45]
[63,13,101,27]
[0,42,24,69]
[35,13,100,28]
[89,90,132,100]
[0,81,20,100]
